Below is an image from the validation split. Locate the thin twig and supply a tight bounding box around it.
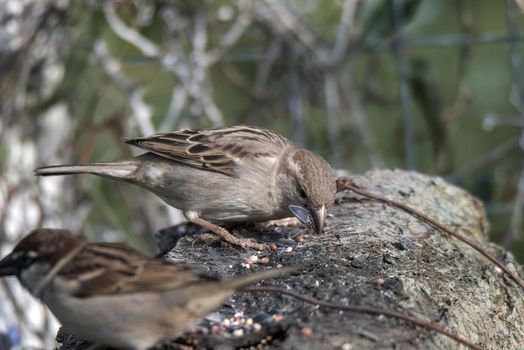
[335,177,524,292]
[244,286,482,350]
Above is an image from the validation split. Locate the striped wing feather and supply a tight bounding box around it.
[124,126,290,176]
[59,243,218,298]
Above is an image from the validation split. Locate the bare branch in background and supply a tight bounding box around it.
[515,0,524,13]
[190,11,224,126]
[206,1,255,65]
[102,1,160,58]
[442,0,472,126]
[287,48,306,147]
[448,137,519,184]
[94,40,155,136]
[392,0,417,169]
[328,0,361,66]
[340,73,385,168]
[502,0,524,247]
[254,39,281,94]
[504,160,524,247]
[162,87,188,131]
[260,0,328,65]
[324,71,342,166]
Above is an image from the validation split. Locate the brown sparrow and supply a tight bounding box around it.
[34,126,337,250]
[0,228,293,350]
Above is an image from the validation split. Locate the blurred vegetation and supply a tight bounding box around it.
[1,0,524,262]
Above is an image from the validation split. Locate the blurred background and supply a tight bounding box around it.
[0,0,523,348]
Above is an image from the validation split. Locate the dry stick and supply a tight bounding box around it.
[335,177,524,292]
[244,286,482,350]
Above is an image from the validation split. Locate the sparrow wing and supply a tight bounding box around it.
[60,243,217,297]
[124,126,290,176]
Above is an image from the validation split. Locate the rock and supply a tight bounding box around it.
[56,169,524,350]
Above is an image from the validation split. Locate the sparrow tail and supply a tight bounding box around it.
[34,162,137,181]
[220,266,297,291]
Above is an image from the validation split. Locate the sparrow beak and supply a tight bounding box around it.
[288,204,327,234]
[311,205,326,234]
[288,205,312,226]
[0,253,19,276]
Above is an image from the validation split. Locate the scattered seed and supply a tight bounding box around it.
[273,314,284,322]
[301,327,313,336]
[233,329,244,337]
[246,255,259,265]
[211,324,221,335]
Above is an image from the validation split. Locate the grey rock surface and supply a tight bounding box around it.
[57,169,524,350]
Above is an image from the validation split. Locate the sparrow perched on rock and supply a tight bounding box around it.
[34,126,337,250]
[0,228,293,350]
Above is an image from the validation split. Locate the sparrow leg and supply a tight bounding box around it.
[188,216,268,251]
[256,217,301,229]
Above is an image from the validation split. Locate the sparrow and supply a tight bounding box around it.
[34,126,337,250]
[0,228,293,350]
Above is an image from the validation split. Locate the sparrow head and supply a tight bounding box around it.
[0,229,86,277]
[283,148,337,234]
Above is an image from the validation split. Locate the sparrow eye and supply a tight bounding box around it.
[18,253,36,269]
[298,187,308,199]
